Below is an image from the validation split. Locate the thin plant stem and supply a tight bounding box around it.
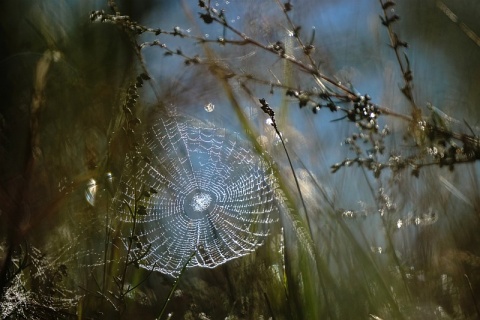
[157,249,197,319]
[274,125,311,231]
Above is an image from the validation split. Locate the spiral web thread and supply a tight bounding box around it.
[113,115,278,276]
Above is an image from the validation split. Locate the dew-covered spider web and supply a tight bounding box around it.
[113,114,279,276]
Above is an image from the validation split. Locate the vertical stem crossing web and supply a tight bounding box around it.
[113,114,279,276]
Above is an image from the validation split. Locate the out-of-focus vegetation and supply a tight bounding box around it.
[1,0,480,319]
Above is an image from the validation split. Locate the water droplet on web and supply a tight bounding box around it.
[204,102,215,112]
[183,191,214,219]
[190,192,212,212]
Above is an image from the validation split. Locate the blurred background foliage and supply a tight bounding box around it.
[1,0,480,319]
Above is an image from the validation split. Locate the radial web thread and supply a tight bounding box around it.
[113,115,278,276]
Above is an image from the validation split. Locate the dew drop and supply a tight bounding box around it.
[204,102,215,112]
[397,219,403,229]
[342,210,354,218]
[85,178,97,206]
[371,246,383,254]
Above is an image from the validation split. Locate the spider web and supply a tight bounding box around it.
[113,114,278,276]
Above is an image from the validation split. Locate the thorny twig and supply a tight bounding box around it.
[378,1,419,115]
[92,1,480,178]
